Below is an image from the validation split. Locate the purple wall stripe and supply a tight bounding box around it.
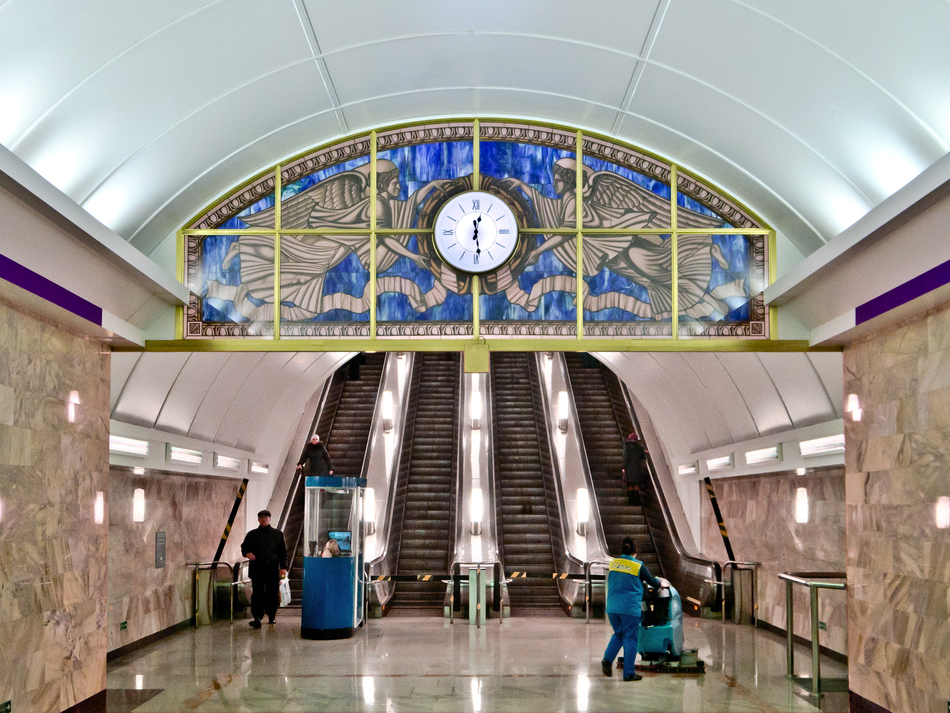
[0,253,103,326]
[855,258,950,325]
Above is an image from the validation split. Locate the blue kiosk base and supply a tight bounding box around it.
[301,556,362,640]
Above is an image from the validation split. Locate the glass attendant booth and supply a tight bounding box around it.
[301,476,367,639]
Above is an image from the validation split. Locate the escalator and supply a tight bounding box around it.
[389,353,461,612]
[284,353,386,606]
[565,353,720,609]
[564,353,659,570]
[491,352,565,614]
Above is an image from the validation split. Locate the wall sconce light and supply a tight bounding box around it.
[936,497,950,529]
[845,394,862,421]
[132,488,146,522]
[470,487,483,535]
[94,491,105,524]
[471,390,482,430]
[0,494,4,523]
[557,391,569,432]
[796,467,806,476]
[363,487,376,536]
[382,391,393,431]
[794,487,809,524]
[576,488,590,536]
[67,390,80,423]
[109,435,149,457]
[133,466,145,475]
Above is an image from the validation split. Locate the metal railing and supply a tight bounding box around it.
[584,558,611,623]
[449,561,503,627]
[724,560,758,626]
[186,560,243,626]
[778,571,847,701]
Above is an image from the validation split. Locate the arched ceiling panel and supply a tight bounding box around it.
[110,351,189,427]
[647,353,733,448]
[685,353,759,444]
[716,352,791,436]
[110,352,141,413]
[212,352,294,447]
[235,352,319,452]
[758,351,837,428]
[188,352,265,442]
[153,352,232,436]
[87,61,336,242]
[807,352,845,420]
[324,35,637,110]
[13,0,313,203]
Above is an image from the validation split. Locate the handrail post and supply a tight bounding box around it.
[810,584,821,699]
[493,562,501,613]
[785,578,794,676]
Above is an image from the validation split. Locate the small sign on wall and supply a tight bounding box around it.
[155,531,166,568]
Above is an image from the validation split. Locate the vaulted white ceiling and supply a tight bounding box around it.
[3,0,948,272]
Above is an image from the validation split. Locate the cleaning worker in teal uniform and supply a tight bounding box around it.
[601,536,661,681]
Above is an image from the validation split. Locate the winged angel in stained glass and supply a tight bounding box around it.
[205,160,443,322]
[498,158,747,320]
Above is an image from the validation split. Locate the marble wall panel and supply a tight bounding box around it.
[0,297,109,713]
[699,466,848,655]
[845,298,950,713]
[107,467,249,651]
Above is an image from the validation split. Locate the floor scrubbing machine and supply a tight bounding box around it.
[619,580,705,674]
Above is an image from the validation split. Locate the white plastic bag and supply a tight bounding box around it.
[279,576,291,607]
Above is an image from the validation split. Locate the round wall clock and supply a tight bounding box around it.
[432,190,519,274]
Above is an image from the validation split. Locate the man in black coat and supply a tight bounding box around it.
[622,433,649,506]
[241,509,288,628]
[296,434,334,477]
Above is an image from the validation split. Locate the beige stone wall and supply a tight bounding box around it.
[699,466,848,655]
[844,300,950,713]
[0,297,109,713]
[107,467,248,651]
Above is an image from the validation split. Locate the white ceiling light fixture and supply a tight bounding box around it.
[250,462,268,474]
[109,435,149,457]
[706,454,734,471]
[745,445,782,466]
[799,434,845,457]
[167,445,203,464]
[214,453,240,470]
[677,463,698,476]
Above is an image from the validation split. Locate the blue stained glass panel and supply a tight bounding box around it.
[480,142,574,229]
[678,233,754,323]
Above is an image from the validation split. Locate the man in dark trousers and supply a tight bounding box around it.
[601,537,661,681]
[622,432,648,506]
[241,509,287,628]
[296,434,334,477]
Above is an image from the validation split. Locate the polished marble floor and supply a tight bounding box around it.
[106,613,849,712]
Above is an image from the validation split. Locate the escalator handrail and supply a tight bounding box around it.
[529,354,586,575]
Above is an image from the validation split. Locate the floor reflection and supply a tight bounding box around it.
[106,614,849,712]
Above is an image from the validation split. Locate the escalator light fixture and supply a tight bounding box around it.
[250,462,268,474]
[214,453,240,470]
[167,445,203,464]
[745,445,781,465]
[576,488,590,536]
[382,391,394,431]
[471,390,482,430]
[133,488,146,522]
[110,435,149,457]
[133,466,145,475]
[470,487,483,535]
[558,391,569,432]
[794,487,809,524]
[706,454,734,471]
[363,487,377,536]
[678,463,698,476]
[936,497,950,529]
[799,434,844,456]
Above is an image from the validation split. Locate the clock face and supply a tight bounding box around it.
[433,191,519,274]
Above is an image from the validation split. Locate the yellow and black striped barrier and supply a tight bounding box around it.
[214,478,248,563]
[703,476,736,562]
[368,572,603,582]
